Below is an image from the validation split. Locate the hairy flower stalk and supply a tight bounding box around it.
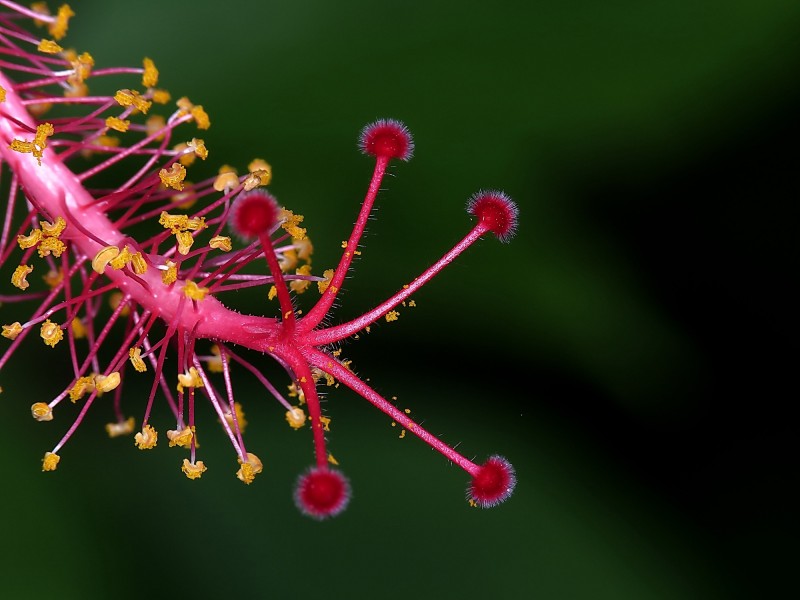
[0,2,518,516]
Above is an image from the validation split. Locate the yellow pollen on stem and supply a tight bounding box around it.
[11,264,33,290]
[70,317,86,339]
[69,376,94,402]
[318,415,331,432]
[385,310,400,322]
[285,407,306,429]
[48,4,75,40]
[159,163,186,190]
[209,236,232,252]
[91,246,119,273]
[130,252,148,274]
[16,229,41,250]
[114,89,151,114]
[151,89,171,104]
[177,367,204,393]
[9,122,54,165]
[40,319,63,347]
[289,264,312,293]
[94,372,121,394]
[158,211,189,232]
[42,451,60,471]
[161,261,177,285]
[37,236,66,258]
[279,209,306,239]
[2,322,23,340]
[31,402,53,421]
[182,459,207,480]
[142,57,159,87]
[37,39,62,53]
[222,401,247,432]
[236,453,263,485]
[106,417,136,438]
[207,344,224,373]
[186,138,208,160]
[109,245,133,270]
[191,106,210,130]
[129,347,147,372]
[183,280,209,301]
[0,85,5,102]
[134,424,158,449]
[167,426,194,448]
[318,268,335,294]
[105,116,130,132]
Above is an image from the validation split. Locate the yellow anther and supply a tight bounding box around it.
[28,101,51,116]
[213,169,239,193]
[37,236,66,258]
[9,122,54,165]
[183,280,209,301]
[42,451,61,472]
[105,116,130,132]
[222,401,247,432]
[267,285,277,301]
[129,347,147,372]
[145,114,166,140]
[161,261,177,285]
[167,426,194,448]
[185,216,206,231]
[68,52,93,84]
[209,236,232,252]
[174,142,194,167]
[159,163,186,191]
[31,402,53,422]
[236,452,263,485]
[151,89,171,104]
[175,230,194,255]
[171,189,197,210]
[81,135,119,158]
[30,2,50,25]
[37,39,62,53]
[328,453,339,466]
[94,371,121,393]
[177,367,204,392]
[318,415,331,432]
[278,209,306,239]
[207,345,224,373]
[242,171,265,191]
[285,407,306,430]
[186,138,208,160]
[191,105,210,130]
[106,416,136,438]
[2,322,23,340]
[318,269,335,294]
[295,237,313,262]
[114,89,151,114]
[11,264,33,290]
[134,424,158,449]
[109,245,133,270]
[0,86,5,103]
[40,216,66,237]
[248,159,272,185]
[130,252,148,274]
[158,211,189,232]
[92,245,120,273]
[70,317,86,339]
[42,268,63,289]
[40,319,63,347]
[182,459,207,480]
[385,310,400,322]
[142,57,159,87]
[289,264,312,294]
[108,292,129,316]
[176,96,194,112]
[69,376,94,402]
[48,3,75,40]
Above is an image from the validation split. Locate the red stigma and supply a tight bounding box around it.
[294,467,351,520]
[359,119,414,162]
[467,190,518,243]
[230,190,280,240]
[469,455,516,508]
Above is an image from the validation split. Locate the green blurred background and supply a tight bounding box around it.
[1,0,796,598]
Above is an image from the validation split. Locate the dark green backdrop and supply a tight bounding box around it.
[1,1,796,598]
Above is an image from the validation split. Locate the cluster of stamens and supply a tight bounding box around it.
[0,1,517,517]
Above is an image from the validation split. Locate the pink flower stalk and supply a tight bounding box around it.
[0,2,517,517]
